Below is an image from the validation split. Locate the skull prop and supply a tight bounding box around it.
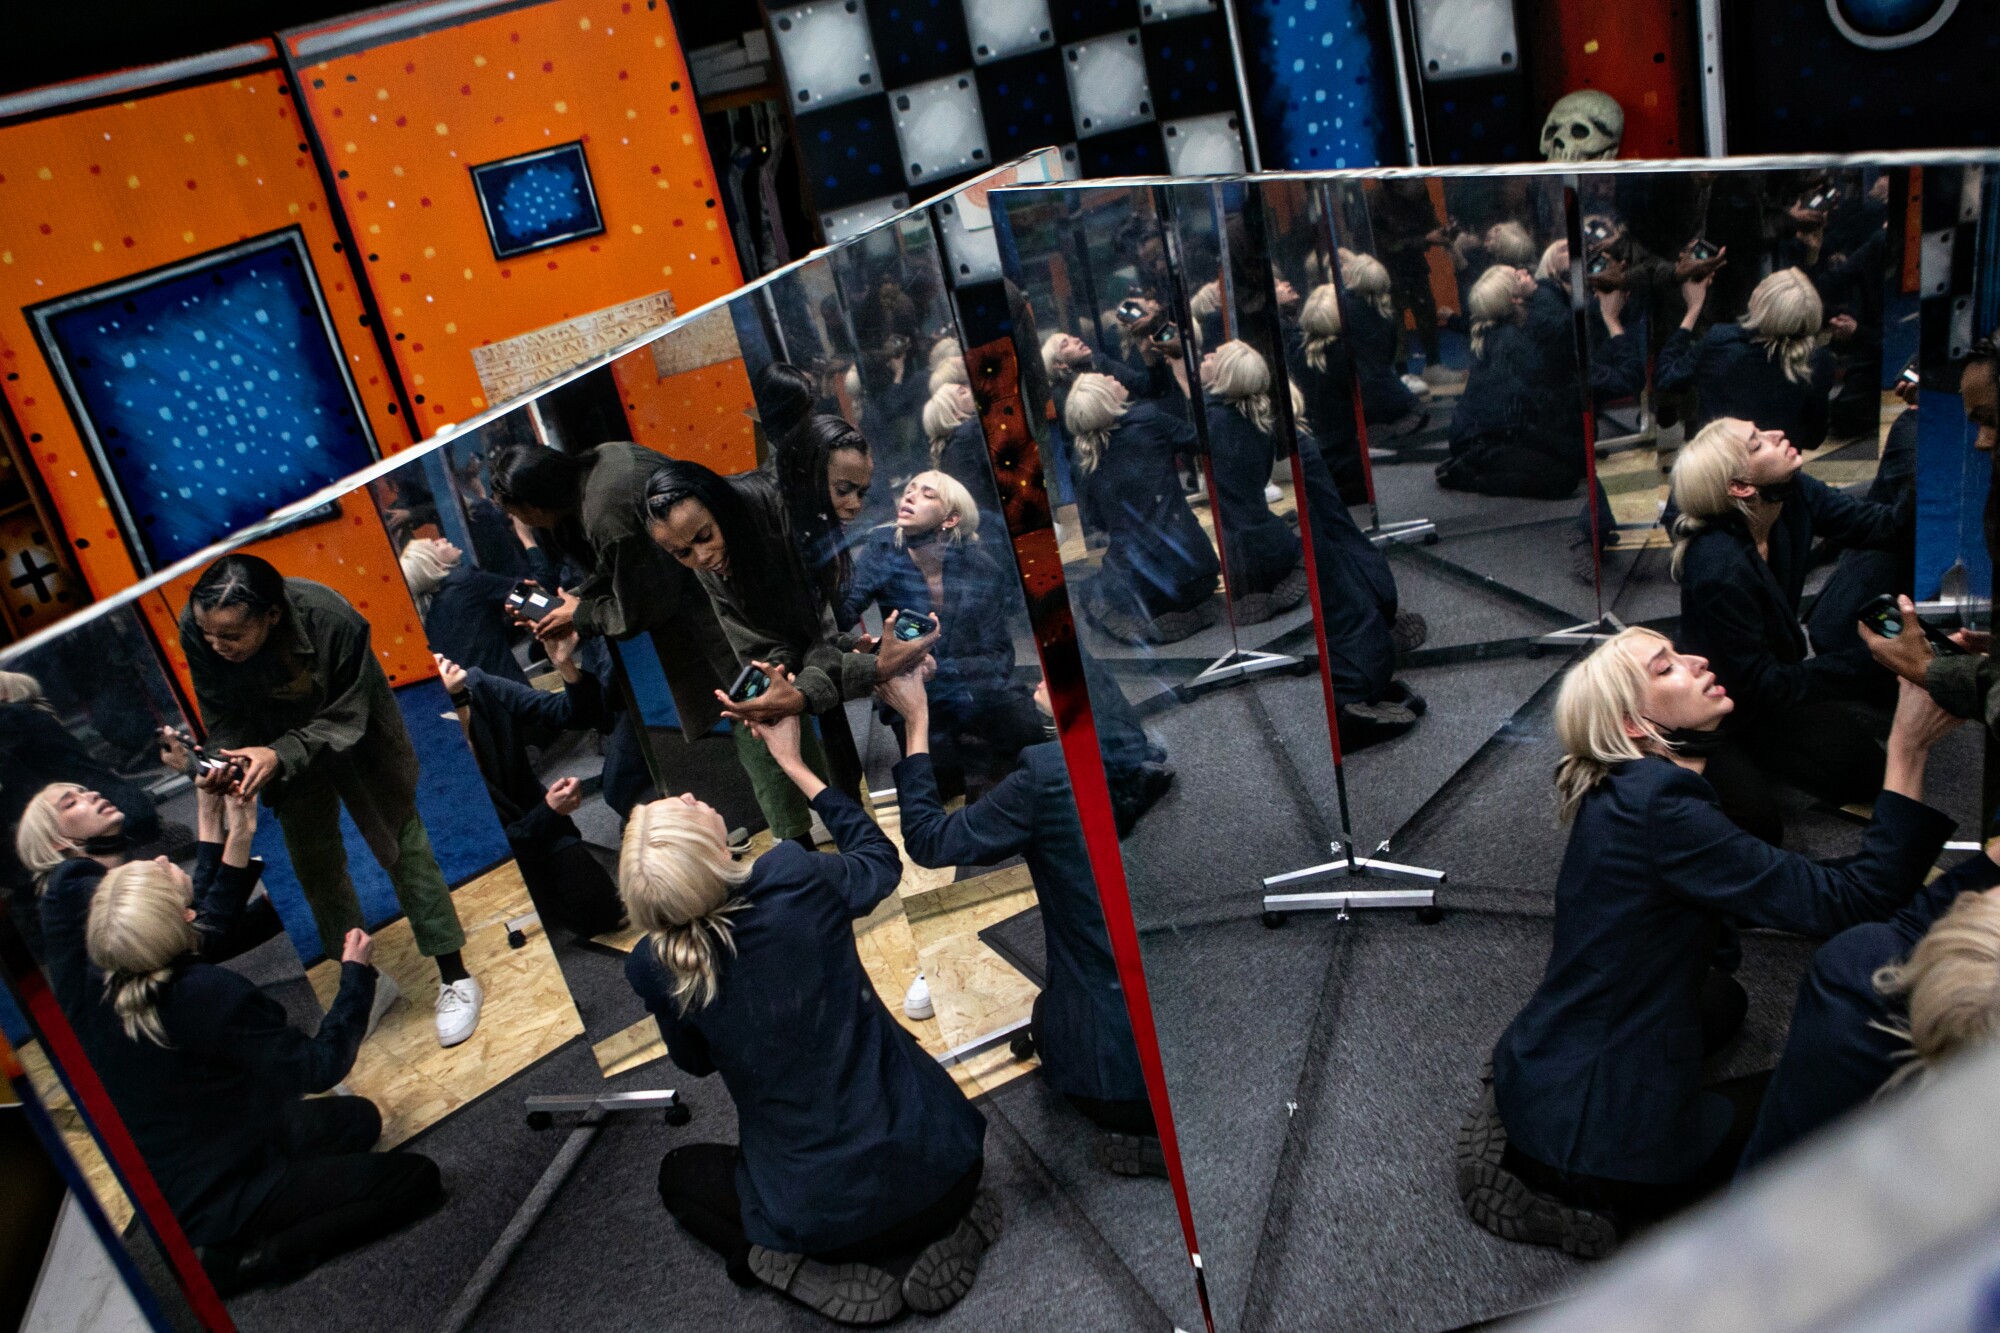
[1540,90,1624,162]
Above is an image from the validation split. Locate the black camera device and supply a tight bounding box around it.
[1859,594,1966,656]
[505,582,558,621]
[1688,238,1720,263]
[888,609,932,642]
[726,664,772,704]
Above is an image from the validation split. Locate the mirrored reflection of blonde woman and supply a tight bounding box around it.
[624,710,995,1325]
[1466,628,1961,1255]
[78,851,441,1293]
[1657,266,1837,451]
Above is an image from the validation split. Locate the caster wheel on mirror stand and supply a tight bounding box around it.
[525,1110,554,1131]
[1009,1032,1037,1062]
[1262,911,1287,929]
[663,1103,692,1127]
[1415,905,1445,925]
[506,929,527,949]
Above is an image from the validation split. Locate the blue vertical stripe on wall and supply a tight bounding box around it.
[1239,0,1392,170]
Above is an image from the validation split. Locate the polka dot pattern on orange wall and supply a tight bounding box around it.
[286,0,744,443]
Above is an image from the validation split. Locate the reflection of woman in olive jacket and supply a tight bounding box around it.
[178,556,478,1045]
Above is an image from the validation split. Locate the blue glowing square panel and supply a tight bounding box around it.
[30,230,379,574]
[469,141,606,259]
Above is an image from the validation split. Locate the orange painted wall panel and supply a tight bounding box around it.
[138,492,437,709]
[289,0,743,437]
[0,67,414,601]
[611,347,758,473]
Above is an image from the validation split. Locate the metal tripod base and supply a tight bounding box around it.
[1369,518,1438,548]
[1534,612,1625,652]
[1189,647,1302,692]
[439,1089,686,1333]
[1262,842,1445,925]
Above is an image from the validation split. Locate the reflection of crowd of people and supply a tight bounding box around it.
[1461,333,2000,1259]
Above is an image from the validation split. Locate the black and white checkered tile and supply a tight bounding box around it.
[766,0,1250,238]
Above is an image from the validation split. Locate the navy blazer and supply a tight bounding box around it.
[423,563,528,686]
[1676,473,1908,729]
[627,788,984,1254]
[41,845,373,1243]
[1449,321,1563,462]
[1656,323,1836,451]
[1738,849,2000,1173]
[894,748,1146,1105]
[1493,758,1953,1184]
[1344,302,1419,423]
[1080,400,1220,620]
[1204,403,1303,596]
[1292,340,1367,504]
[1292,426,1399,704]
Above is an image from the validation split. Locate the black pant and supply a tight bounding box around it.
[1028,994,1157,1137]
[1503,1070,1771,1236]
[657,1144,983,1284]
[1747,699,1891,808]
[233,1097,443,1273]
[1700,741,1786,846]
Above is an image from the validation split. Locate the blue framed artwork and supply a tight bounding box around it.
[28,229,379,574]
[469,141,607,259]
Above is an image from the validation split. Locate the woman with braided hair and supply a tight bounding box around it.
[626,709,995,1325]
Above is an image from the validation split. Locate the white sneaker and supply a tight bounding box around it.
[903,973,934,1021]
[435,977,484,1048]
[1263,482,1283,505]
[364,971,401,1040]
[1401,373,1434,398]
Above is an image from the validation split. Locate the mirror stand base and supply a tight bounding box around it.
[1261,847,1445,927]
[1532,613,1626,654]
[1185,648,1304,696]
[1367,518,1438,548]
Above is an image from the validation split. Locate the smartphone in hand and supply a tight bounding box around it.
[1860,594,1967,656]
[727,664,772,703]
[505,582,557,621]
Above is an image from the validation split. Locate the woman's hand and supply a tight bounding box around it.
[157,726,193,776]
[1598,287,1628,335]
[1679,273,1713,327]
[1950,628,1992,655]
[751,712,803,769]
[1675,243,1726,282]
[220,745,282,798]
[716,662,807,725]
[341,928,374,968]
[545,776,584,817]
[1888,675,1962,754]
[544,625,581,679]
[873,611,940,679]
[873,670,929,721]
[222,785,258,855]
[1882,675,1963,803]
[1858,595,1935,686]
[1828,313,1858,343]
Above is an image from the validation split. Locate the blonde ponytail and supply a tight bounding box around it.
[1871,890,2000,1092]
[1741,268,1824,385]
[1063,373,1128,476]
[86,861,199,1047]
[618,799,752,1013]
[1667,420,1757,581]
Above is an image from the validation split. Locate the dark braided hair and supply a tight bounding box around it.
[772,415,869,612]
[643,459,822,650]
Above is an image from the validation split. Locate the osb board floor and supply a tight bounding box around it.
[19,1040,134,1233]
[305,860,584,1149]
[591,791,1043,1101]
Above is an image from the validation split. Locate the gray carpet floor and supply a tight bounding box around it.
[224,1038,1194,1333]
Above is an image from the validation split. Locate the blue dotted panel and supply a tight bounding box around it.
[794,94,904,209]
[468,142,604,260]
[34,233,375,570]
[1239,0,1391,168]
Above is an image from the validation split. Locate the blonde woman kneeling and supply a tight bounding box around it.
[625,708,997,1325]
[1657,266,1837,451]
[1466,628,1961,1255]
[78,856,440,1292]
